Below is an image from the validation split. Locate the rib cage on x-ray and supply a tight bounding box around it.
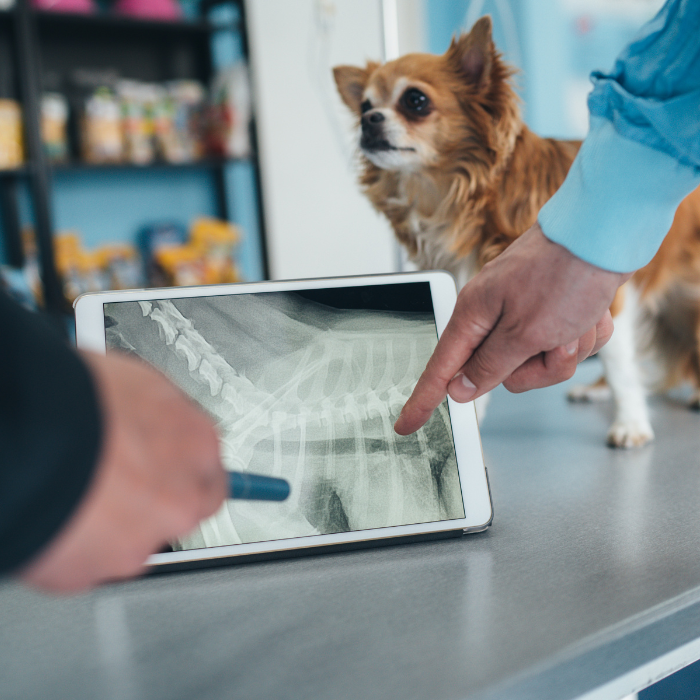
[104,291,464,550]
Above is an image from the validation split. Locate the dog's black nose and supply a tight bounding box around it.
[364,111,384,124]
[361,111,385,140]
[362,111,385,132]
[362,112,384,131]
[361,110,392,151]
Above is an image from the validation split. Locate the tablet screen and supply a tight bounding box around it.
[103,282,464,551]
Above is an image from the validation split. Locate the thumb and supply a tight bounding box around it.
[394,283,499,436]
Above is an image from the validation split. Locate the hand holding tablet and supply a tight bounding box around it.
[74,272,492,572]
[21,351,228,592]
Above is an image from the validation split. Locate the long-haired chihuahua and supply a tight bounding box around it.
[334,17,700,448]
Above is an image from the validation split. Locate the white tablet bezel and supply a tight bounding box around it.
[74,271,492,567]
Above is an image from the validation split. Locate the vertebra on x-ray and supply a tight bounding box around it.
[105,288,464,550]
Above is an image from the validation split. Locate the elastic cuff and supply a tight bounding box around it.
[539,116,700,273]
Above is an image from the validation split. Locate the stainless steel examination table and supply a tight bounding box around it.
[3,360,700,700]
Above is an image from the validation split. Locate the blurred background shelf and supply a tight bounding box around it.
[0,0,268,316]
[33,9,216,35]
[0,166,29,177]
[50,156,246,172]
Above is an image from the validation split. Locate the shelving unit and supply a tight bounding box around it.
[50,156,242,172]
[34,9,214,34]
[0,0,268,316]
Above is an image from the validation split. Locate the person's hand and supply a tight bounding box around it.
[395,222,630,436]
[21,352,226,594]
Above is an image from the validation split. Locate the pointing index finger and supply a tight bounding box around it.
[394,291,497,435]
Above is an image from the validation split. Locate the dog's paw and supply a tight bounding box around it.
[606,420,654,449]
[688,391,700,411]
[567,380,612,403]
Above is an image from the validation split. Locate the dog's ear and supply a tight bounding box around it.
[333,65,371,114]
[447,16,494,88]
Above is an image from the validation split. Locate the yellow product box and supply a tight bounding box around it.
[0,99,24,169]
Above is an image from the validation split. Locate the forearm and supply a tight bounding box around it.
[540,0,700,273]
[539,116,700,272]
[0,292,102,575]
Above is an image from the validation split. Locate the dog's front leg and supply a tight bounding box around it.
[598,286,654,448]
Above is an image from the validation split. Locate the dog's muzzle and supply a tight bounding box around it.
[360,111,415,153]
[361,111,392,151]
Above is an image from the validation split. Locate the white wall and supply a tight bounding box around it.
[396,0,427,55]
[246,0,397,280]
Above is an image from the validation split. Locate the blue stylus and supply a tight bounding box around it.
[228,471,290,501]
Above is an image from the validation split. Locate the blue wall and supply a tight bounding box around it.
[52,168,217,249]
[425,0,530,117]
[425,0,656,139]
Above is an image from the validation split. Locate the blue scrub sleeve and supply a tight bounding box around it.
[539,0,700,273]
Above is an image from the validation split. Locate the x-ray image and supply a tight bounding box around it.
[104,283,464,550]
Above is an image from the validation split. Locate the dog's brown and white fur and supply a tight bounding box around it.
[334,17,700,448]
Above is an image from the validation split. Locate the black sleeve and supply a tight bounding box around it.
[0,291,102,575]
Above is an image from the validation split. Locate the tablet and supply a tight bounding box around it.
[75,271,492,570]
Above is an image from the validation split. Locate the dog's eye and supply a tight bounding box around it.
[361,99,372,114]
[401,88,430,113]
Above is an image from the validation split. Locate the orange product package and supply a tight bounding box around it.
[190,217,241,285]
[0,99,24,168]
